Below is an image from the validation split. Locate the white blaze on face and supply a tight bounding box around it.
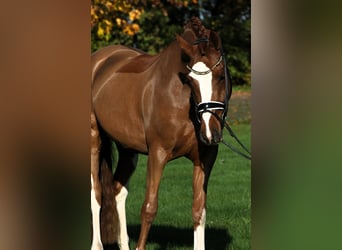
[189,62,213,140]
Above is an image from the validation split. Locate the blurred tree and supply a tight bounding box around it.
[201,0,251,85]
[91,0,250,85]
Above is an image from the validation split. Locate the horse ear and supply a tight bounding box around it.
[176,34,193,62]
[209,31,221,50]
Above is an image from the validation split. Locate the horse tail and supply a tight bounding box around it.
[99,130,118,245]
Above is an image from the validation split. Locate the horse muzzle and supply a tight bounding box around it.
[199,126,222,145]
[198,115,223,146]
[196,101,226,145]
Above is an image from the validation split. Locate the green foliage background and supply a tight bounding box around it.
[91,0,250,86]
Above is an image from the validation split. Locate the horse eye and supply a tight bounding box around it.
[219,75,225,81]
[178,72,191,84]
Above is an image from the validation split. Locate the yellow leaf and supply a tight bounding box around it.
[116,18,122,27]
[103,19,112,26]
[97,26,104,38]
[105,1,112,8]
[132,23,140,32]
[129,11,135,21]
[136,9,142,19]
[123,26,134,36]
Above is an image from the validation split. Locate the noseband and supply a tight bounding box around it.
[186,38,231,128]
[186,56,222,75]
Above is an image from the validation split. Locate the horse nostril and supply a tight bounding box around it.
[199,132,210,145]
[212,129,221,144]
[199,129,221,145]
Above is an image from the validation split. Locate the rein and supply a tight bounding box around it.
[222,121,252,160]
[187,37,251,161]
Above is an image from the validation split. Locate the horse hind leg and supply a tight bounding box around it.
[113,144,138,250]
[99,130,118,246]
[91,112,103,250]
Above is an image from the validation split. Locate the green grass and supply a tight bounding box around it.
[232,84,251,92]
[124,124,251,250]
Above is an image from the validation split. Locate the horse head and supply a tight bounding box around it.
[177,17,230,146]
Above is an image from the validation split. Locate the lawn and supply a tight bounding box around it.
[124,124,251,250]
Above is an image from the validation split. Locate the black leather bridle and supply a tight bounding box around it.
[186,37,232,128]
[185,37,251,160]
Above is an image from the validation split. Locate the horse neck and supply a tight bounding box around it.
[157,41,185,79]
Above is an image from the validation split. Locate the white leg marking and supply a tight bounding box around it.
[115,186,129,250]
[194,209,206,250]
[91,175,103,250]
[189,62,213,140]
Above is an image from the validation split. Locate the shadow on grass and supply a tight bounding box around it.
[104,224,232,250]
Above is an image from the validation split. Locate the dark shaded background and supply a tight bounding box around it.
[1,0,342,249]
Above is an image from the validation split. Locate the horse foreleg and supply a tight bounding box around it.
[91,112,103,250]
[192,146,217,250]
[192,165,207,250]
[136,148,168,250]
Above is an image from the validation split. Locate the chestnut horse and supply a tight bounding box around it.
[91,17,231,250]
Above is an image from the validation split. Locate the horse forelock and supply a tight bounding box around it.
[182,17,220,56]
[183,17,208,39]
